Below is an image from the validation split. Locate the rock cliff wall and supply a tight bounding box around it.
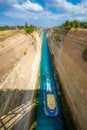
[0,31,42,129]
[0,31,42,90]
[47,28,87,130]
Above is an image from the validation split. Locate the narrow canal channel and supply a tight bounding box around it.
[36,32,66,130]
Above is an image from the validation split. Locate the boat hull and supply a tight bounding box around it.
[44,91,58,117]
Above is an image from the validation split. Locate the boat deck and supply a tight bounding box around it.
[47,94,56,110]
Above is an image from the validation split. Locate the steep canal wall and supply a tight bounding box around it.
[47,28,87,130]
[0,31,42,130]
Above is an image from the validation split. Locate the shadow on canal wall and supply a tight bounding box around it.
[0,89,38,130]
[47,28,87,130]
[47,47,77,130]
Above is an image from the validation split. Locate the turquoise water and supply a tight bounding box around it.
[36,32,66,130]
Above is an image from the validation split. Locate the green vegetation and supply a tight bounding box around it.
[17,25,24,29]
[0,22,38,33]
[0,25,17,31]
[57,20,87,29]
[0,25,24,31]
[82,46,87,61]
[24,22,36,34]
[35,66,40,90]
[25,24,35,34]
[30,122,36,130]
[54,35,61,42]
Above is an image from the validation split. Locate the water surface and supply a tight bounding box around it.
[36,32,66,130]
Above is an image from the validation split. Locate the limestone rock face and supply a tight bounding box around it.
[0,30,42,129]
[47,28,87,130]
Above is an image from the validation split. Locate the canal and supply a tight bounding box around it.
[36,32,66,130]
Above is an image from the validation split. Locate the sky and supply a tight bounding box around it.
[0,0,87,27]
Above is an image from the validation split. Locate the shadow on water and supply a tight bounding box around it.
[0,89,38,130]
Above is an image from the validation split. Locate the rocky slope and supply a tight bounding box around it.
[47,28,87,130]
[0,30,42,130]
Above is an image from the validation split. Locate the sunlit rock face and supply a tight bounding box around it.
[0,30,42,130]
[47,28,87,130]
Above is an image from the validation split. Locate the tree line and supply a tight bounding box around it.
[0,23,37,34]
[0,25,17,30]
[0,25,24,31]
[59,20,87,29]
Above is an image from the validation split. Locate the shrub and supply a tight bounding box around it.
[25,25,35,34]
[54,35,61,42]
[82,46,87,61]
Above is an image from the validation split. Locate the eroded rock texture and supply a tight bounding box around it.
[47,28,87,130]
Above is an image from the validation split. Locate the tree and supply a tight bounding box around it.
[73,20,80,28]
[25,22,28,28]
[25,25,35,34]
[58,20,87,29]
[65,20,70,29]
[70,21,75,28]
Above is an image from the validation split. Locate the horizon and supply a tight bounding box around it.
[0,0,87,28]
